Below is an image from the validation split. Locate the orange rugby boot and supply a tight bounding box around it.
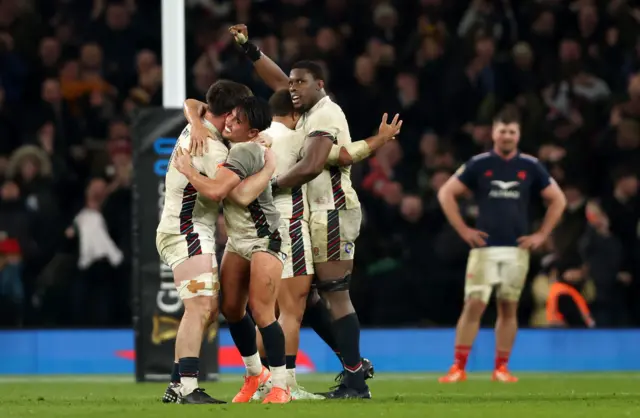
[492,365,518,382]
[438,364,467,383]
[232,366,271,403]
[262,386,291,404]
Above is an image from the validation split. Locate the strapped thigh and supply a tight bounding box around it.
[176,272,219,300]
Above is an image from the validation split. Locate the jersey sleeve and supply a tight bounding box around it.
[306,108,340,144]
[454,158,480,191]
[532,161,552,192]
[222,142,265,180]
[201,141,229,178]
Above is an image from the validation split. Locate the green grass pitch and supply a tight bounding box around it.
[1,373,639,418]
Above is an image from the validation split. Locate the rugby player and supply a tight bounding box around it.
[157,83,270,404]
[257,89,398,400]
[437,107,566,383]
[176,97,293,404]
[227,24,402,399]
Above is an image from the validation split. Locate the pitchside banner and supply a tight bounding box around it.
[132,107,219,382]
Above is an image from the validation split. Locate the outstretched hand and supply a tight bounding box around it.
[378,113,403,141]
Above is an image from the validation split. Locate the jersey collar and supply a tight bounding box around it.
[490,149,520,161]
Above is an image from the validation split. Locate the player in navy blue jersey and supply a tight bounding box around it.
[437,107,566,383]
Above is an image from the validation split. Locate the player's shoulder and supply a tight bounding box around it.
[517,152,545,168]
[308,97,345,121]
[229,141,262,157]
[466,152,493,167]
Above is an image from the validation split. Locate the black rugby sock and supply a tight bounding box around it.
[228,314,258,357]
[170,362,180,384]
[333,313,366,389]
[259,321,286,368]
[260,356,270,370]
[286,354,297,370]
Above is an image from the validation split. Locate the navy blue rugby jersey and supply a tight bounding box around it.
[455,151,552,247]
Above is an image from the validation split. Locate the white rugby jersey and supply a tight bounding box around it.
[156,121,229,244]
[296,96,360,212]
[267,121,310,222]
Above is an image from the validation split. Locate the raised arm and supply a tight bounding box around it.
[229,24,289,91]
[226,148,276,206]
[326,113,403,166]
[172,147,241,202]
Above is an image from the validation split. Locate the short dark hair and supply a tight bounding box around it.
[205,80,253,116]
[236,96,272,132]
[269,89,295,117]
[493,105,521,125]
[291,60,325,81]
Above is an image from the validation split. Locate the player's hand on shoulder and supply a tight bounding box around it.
[229,24,249,44]
[189,124,211,156]
[378,113,403,141]
[263,147,276,171]
[254,131,273,148]
[460,226,489,248]
[173,147,194,176]
[517,232,547,251]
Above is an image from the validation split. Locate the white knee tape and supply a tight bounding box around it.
[177,272,219,300]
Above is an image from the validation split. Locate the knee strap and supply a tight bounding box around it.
[177,272,219,300]
[315,274,351,292]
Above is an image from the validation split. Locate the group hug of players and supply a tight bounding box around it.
[156,24,567,404]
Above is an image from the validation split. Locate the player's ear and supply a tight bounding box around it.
[247,128,259,140]
[317,80,324,90]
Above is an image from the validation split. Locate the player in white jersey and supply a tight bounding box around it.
[227,23,402,400]
[157,82,270,405]
[175,97,294,404]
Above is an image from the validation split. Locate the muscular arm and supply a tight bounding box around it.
[326,134,390,166]
[183,99,207,126]
[275,134,334,189]
[437,177,471,235]
[181,165,241,202]
[252,51,289,91]
[538,182,567,236]
[226,165,276,206]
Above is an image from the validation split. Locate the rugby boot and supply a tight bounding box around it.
[291,385,325,400]
[251,377,271,401]
[162,382,181,403]
[333,358,375,386]
[262,386,291,404]
[324,384,371,400]
[492,365,518,382]
[178,388,226,404]
[232,366,271,403]
[438,364,467,383]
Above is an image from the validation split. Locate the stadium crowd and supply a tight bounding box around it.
[0,0,639,328]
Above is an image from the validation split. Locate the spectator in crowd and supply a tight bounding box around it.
[1,0,639,327]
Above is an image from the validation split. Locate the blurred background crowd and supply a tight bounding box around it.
[1,0,639,328]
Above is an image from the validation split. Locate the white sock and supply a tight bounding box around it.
[286,368,297,388]
[242,352,263,376]
[271,365,287,390]
[180,377,198,396]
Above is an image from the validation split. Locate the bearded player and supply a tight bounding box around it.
[176,97,293,404]
[157,85,272,404]
[437,107,566,383]
[226,24,401,399]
